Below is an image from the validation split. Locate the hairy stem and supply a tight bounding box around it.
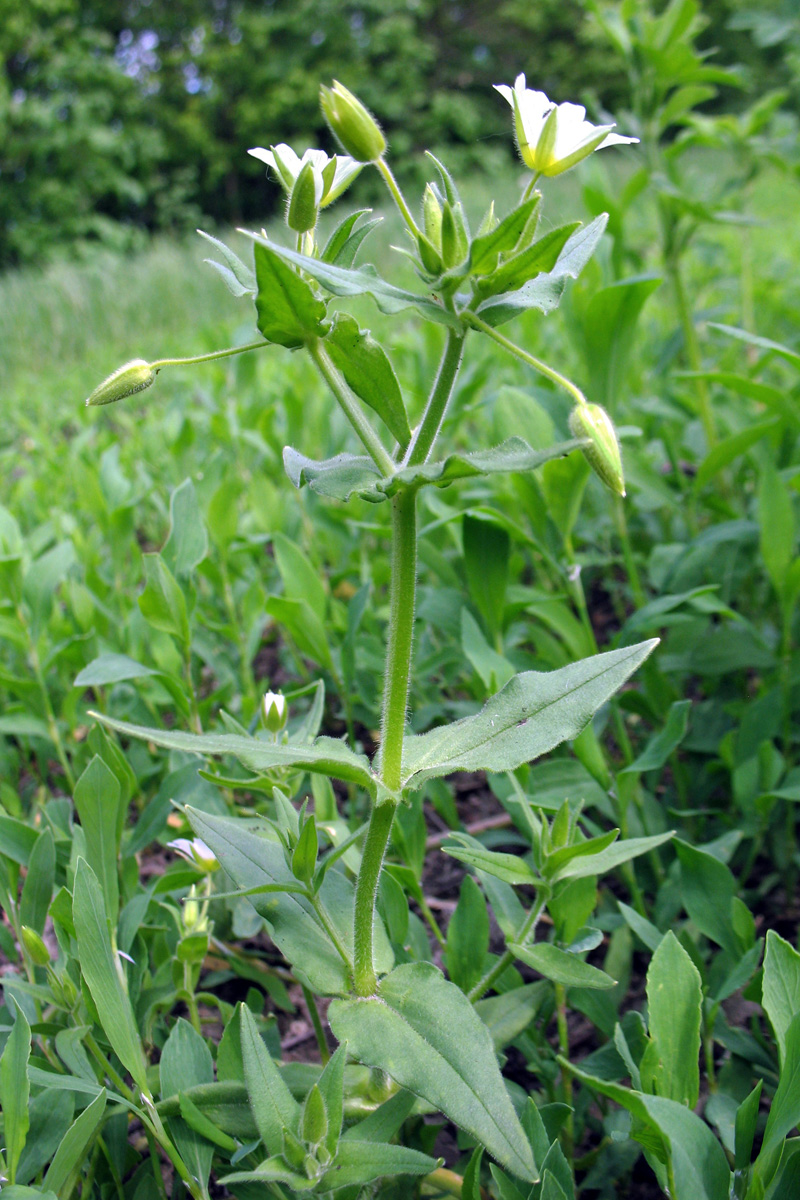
[375,158,421,237]
[464,312,587,408]
[403,330,466,467]
[151,340,266,370]
[308,340,395,475]
[353,488,418,995]
[468,888,549,1002]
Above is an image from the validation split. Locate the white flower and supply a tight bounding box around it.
[168,837,219,873]
[494,75,638,177]
[261,689,288,733]
[248,143,363,208]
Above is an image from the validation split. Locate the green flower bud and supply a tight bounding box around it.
[320,81,386,163]
[262,690,288,733]
[21,925,50,966]
[569,402,626,497]
[85,359,155,407]
[440,200,468,269]
[422,185,443,248]
[302,1084,329,1147]
[287,161,320,234]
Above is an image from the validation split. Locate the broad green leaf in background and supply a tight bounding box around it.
[138,552,189,647]
[163,478,209,577]
[272,532,327,625]
[325,312,411,447]
[757,1013,800,1171]
[74,653,162,687]
[759,461,796,597]
[160,1018,215,1192]
[541,451,591,545]
[675,840,754,960]
[73,755,122,925]
[510,941,616,990]
[72,858,149,1093]
[43,1089,107,1196]
[569,274,661,411]
[762,931,800,1068]
[240,1004,299,1155]
[642,932,702,1107]
[265,594,334,671]
[461,609,516,692]
[401,640,658,786]
[19,827,55,934]
[621,700,691,775]
[463,512,509,643]
[446,874,490,993]
[329,962,538,1181]
[253,240,327,347]
[0,998,31,1184]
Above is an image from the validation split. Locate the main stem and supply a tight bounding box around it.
[403,330,466,467]
[352,487,417,995]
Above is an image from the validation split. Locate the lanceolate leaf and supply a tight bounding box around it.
[325,312,411,447]
[43,1089,107,1195]
[253,241,327,348]
[72,859,149,1093]
[239,1004,299,1156]
[283,447,382,501]
[328,962,537,1182]
[477,215,609,325]
[510,942,616,989]
[89,712,377,793]
[0,998,31,1184]
[400,640,658,787]
[244,232,461,328]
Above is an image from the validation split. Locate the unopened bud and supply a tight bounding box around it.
[569,402,626,497]
[86,359,155,407]
[287,161,320,233]
[440,200,468,269]
[262,690,288,733]
[320,81,386,163]
[302,1084,329,1146]
[422,185,443,248]
[21,925,50,966]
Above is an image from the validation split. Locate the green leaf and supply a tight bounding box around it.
[463,513,509,643]
[185,807,392,995]
[265,595,334,671]
[19,827,55,934]
[291,816,318,886]
[759,461,795,597]
[253,240,327,347]
[325,312,411,448]
[320,209,381,268]
[156,1079,257,1139]
[73,756,121,925]
[708,323,800,367]
[544,829,618,879]
[461,609,516,693]
[468,195,540,275]
[318,1140,440,1190]
[72,858,148,1093]
[553,832,673,882]
[446,875,490,993]
[478,222,581,299]
[694,418,781,491]
[240,1004,299,1155]
[90,712,376,792]
[0,998,31,1184]
[178,1093,238,1150]
[477,215,608,325]
[675,840,753,959]
[246,233,460,329]
[74,653,162,687]
[759,1013,800,1165]
[43,1089,107,1195]
[621,700,691,775]
[401,641,658,787]
[509,942,615,989]
[734,1080,762,1172]
[138,553,189,646]
[283,447,383,501]
[316,1042,347,1156]
[443,834,539,886]
[762,930,800,1068]
[160,1019,215,1190]
[474,982,548,1050]
[197,229,256,294]
[328,962,537,1181]
[272,533,327,624]
[644,932,702,1107]
[163,478,208,577]
[571,274,661,411]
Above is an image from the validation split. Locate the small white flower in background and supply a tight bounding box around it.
[262,689,288,733]
[494,74,638,177]
[168,837,219,873]
[248,144,363,208]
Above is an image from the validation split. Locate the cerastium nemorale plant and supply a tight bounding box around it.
[81,77,669,1196]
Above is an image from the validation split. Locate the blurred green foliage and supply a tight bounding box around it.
[3,0,797,268]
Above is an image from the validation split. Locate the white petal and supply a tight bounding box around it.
[248,147,275,167]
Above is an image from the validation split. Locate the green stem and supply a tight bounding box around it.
[184,643,202,735]
[667,259,716,447]
[302,984,330,1064]
[403,330,466,467]
[353,488,418,995]
[17,604,75,790]
[613,496,645,608]
[310,893,353,973]
[84,1032,136,1102]
[308,340,395,475]
[375,158,421,237]
[554,982,574,1170]
[464,312,587,408]
[182,963,202,1034]
[468,888,549,1002]
[150,341,266,371]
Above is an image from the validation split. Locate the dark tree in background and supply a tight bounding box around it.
[0,0,792,267]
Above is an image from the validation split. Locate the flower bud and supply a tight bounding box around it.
[168,836,219,873]
[262,690,288,733]
[440,200,468,269]
[569,402,626,497]
[302,1084,329,1147]
[21,925,50,966]
[85,359,155,407]
[320,81,386,163]
[422,185,443,249]
[286,161,320,233]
